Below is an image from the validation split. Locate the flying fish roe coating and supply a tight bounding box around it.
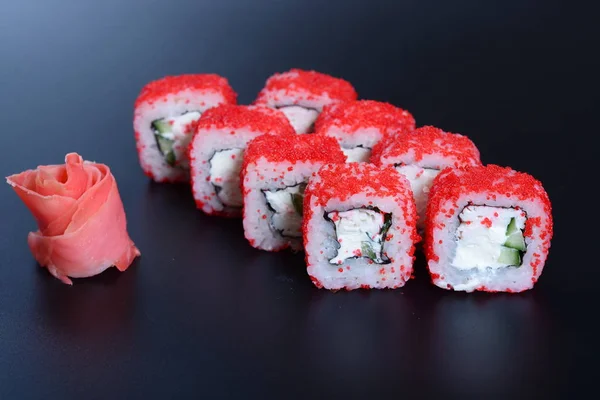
[426,165,552,219]
[194,104,294,135]
[304,163,415,211]
[315,100,415,136]
[372,125,481,168]
[254,69,357,104]
[135,74,237,107]
[243,134,346,169]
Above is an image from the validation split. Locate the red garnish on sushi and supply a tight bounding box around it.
[315,100,415,137]
[305,163,417,215]
[255,69,357,104]
[426,165,552,217]
[242,134,346,169]
[135,74,237,107]
[193,104,294,135]
[371,125,480,168]
[6,153,141,285]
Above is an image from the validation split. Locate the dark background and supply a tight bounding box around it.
[0,0,597,398]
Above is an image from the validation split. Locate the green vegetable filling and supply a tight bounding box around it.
[291,184,307,216]
[360,241,377,260]
[498,247,521,265]
[151,119,176,167]
[501,217,526,266]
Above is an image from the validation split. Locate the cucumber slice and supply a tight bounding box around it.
[498,247,521,266]
[156,135,173,154]
[164,149,176,166]
[381,212,392,237]
[291,183,307,216]
[504,217,526,251]
[156,135,176,166]
[291,192,304,216]
[152,119,172,134]
[151,118,177,166]
[361,242,377,260]
[505,233,526,251]
[506,217,519,235]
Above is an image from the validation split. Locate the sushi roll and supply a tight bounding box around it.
[134,74,237,182]
[315,100,415,163]
[303,163,419,290]
[254,69,357,134]
[189,105,295,217]
[425,165,553,293]
[242,134,346,251]
[371,126,481,230]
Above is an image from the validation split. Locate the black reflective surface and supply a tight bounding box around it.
[0,1,596,398]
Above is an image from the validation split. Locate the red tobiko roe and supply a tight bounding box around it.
[306,163,414,208]
[242,134,346,169]
[194,104,295,136]
[254,69,357,103]
[135,74,237,108]
[371,125,481,168]
[427,165,552,215]
[314,100,415,136]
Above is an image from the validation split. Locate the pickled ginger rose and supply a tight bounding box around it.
[6,153,140,284]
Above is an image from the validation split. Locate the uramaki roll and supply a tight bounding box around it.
[315,100,415,163]
[424,165,553,293]
[254,69,357,134]
[189,105,294,217]
[371,125,481,230]
[303,163,419,290]
[242,134,345,251]
[134,74,237,182]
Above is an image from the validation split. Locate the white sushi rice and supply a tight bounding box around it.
[395,165,440,228]
[428,189,549,292]
[277,106,319,134]
[341,147,372,163]
[305,192,416,290]
[321,126,384,163]
[134,90,227,182]
[256,77,338,134]
[243,160,323,251]
[190,126,267,216]
[208,148,244,207]
[378,151,476,230]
